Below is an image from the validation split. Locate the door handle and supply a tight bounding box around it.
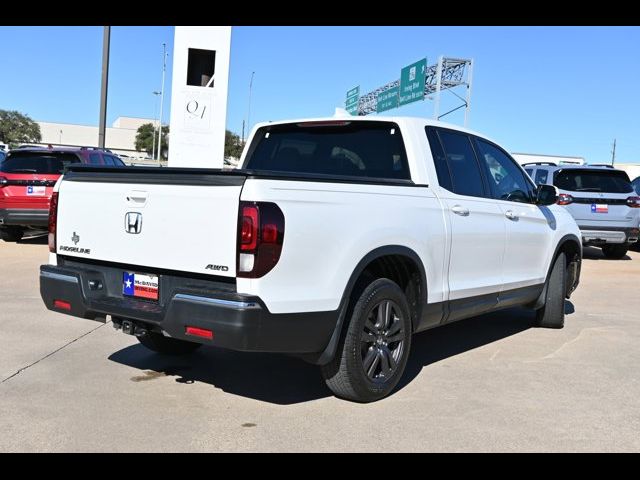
[451,205,470,216]
[505,210,518,220]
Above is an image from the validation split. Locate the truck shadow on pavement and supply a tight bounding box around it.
[582,245,631,261]
[109,303,574,405]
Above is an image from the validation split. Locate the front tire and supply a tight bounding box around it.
[321,278,412,403]
[0,227,24,242]
[535,252,566,329]
[137,331,202,355]
[602,244,628,259]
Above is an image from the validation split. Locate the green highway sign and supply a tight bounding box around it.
[376,86,399,113]
[346,85,360,115]
[399,58,427,106]
[345,95,359,107]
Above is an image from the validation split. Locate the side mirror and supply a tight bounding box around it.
[536,184,558,206]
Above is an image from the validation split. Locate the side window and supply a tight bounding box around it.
[109,155,126,166]
[425,127,452,191]
[474,138,534,203]
[524,168,534,177]
[88,153,102,165]
[437,130,485,198]
[103,155,115,166]
[534,169,549,185]
[633,178,640,195]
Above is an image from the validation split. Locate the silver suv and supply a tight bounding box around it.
[524,163,640,259]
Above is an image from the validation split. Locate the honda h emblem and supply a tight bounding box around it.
[125,212,143,234]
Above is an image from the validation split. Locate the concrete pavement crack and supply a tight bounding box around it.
[1,321,110,384]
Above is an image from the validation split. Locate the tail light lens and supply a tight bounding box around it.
[48,192,58,252]
[557,193,573,205]
[626,196,640,208]
[237,201,284,278]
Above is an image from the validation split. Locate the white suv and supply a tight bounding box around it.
[524,163,640,259]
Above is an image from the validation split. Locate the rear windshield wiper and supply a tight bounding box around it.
[9,169,38,173]
[575,188,602,192]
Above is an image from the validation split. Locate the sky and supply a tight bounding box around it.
[0,26,639,163]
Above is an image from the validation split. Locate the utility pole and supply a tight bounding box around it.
[241,120,245,145]
[611,138,616,166]
[98,26,111,149]
[246,71,255,142]
[156,43,167,163]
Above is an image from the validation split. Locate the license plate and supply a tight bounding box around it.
[26,186,46,196]
[591,203,608,213]
[123,271,159,300]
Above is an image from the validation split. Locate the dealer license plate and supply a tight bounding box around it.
[123,271,159,300]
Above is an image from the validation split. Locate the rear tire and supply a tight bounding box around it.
[321,278,412,403]
[137,332,202,355]
[535,252,566,329]
[0,227,24,242]
[601,244,628,259]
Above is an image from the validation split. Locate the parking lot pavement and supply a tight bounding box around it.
[1,238,639,452]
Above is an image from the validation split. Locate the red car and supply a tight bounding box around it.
[0,146,126,242]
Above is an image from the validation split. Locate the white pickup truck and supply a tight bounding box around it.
[40,116,582,402]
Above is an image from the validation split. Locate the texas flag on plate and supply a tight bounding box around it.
[123,272,159,300]
[591,204,608,213]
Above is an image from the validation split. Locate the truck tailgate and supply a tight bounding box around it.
[55,167,246,277]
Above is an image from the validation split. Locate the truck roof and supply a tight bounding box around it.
[250,115,499,146]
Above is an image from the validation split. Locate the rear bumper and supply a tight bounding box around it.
[578,225,639,245]
[39,263,338,355]
[0,208,49,227]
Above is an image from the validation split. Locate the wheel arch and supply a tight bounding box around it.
[532,234,582,309]
[313,245,427,365]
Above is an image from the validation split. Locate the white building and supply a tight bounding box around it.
[35,116,159,161]
[512,152,585,166]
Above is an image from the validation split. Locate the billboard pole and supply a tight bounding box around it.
[98,26,111,149]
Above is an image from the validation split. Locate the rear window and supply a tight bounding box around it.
[244,121,410,180]
[553,169,633,193]
[0,152,80,174]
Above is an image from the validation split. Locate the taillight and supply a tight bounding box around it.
[0,176,7,187]
[626,196,640,208]
[557,193,573,205]
[48,192,58,253]
[237,201,285,278]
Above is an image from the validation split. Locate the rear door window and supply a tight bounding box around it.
[554,169,633,193]
[437,129,486,198]
[1,152,80,174]
[535,169,549,185]
[88,153,103,165]
[244,121,410,181]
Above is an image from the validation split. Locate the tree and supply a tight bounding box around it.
[0,109,42,146]
[225,129,245,159]
[135,123,169,158]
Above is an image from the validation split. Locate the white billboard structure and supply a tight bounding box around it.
[168,26,232,168]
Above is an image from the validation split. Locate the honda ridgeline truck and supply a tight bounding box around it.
[40,116,582,402]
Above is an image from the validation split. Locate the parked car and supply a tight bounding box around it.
[0,146,125,242]
[40,116,582,402]
[524,162,640,259]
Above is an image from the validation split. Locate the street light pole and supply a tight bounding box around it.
[156,43,168,163]
[98,26,111,149]
[246,71,255,143]
[151,91,161,160]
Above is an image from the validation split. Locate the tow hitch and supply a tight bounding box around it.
[112,317,148,337]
